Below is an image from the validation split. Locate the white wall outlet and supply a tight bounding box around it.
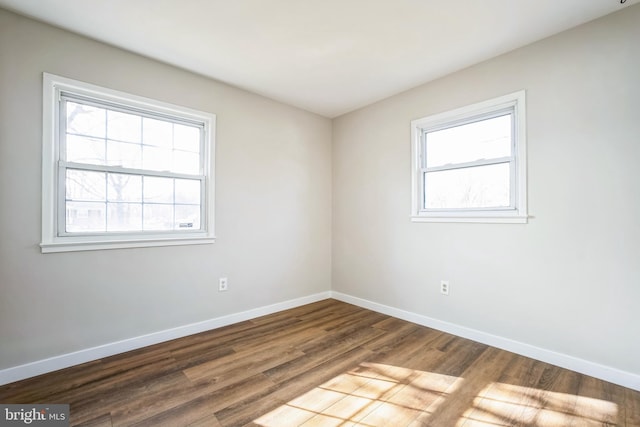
[440,280,450,296]
[219,277,228,292]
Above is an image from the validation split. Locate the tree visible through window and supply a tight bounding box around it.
[41,73,216,252]
[411,91,527,223]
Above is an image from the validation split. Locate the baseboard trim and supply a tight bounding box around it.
[331,291,640,392]
[0,291,331,386]
[3,291,638,392]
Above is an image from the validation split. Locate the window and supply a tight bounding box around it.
[41,73,216,252]
[411,91,527,223]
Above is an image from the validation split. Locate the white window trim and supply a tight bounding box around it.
[411,90,528,224]
[41,73,216,253]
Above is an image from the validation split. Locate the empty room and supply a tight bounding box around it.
[0,0,639,426]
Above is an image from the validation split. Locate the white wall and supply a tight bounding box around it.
[332,5,640,376]
[2,4,639,385]
[0,9,332,370]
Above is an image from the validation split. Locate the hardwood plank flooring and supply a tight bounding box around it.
[1,299,639,426]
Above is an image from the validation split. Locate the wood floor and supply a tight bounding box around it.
[1,299,639,426]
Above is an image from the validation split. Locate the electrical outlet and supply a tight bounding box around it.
[440,280,449,296]
[219,277,228,292]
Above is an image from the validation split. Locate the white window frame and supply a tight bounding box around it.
[411,90,527,223]
[41,73,216,253]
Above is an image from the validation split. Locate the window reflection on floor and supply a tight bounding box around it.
[255,362,462,426]
[253,362,618,427]
[459,382,618,426]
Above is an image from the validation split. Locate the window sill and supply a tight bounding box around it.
[40,235,216,253]
[411,215,528,224]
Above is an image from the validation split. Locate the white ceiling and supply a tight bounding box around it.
[0,0,636,117]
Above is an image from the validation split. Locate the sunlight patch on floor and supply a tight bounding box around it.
[254,363,619,426]
[254,362,462,426]
[457,382,618,426]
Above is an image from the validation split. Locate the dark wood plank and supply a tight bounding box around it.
[627,387,640,426]
[1,299,638,427]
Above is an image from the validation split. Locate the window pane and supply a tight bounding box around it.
[66,102,106,138]
[107,174,142,202]
[424,163,510,209]
[107,203,142,231]
[106,140,142,169]
[143,204,173,230]
[174,124,200,152]
[66,135,105,165]
[66,201,106,232]
[175,204,200,230]
[143,117,173,148]
[142,145,172,172]
[175,179,200,204]
[172,150,200,174]
[66,170,106,201]
[49,75,214,245]
[426,114,511,168]
[143,176,173,203]
[107,110,141,143]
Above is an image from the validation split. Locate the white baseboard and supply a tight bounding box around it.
[0,291,331,386]
[3,290,638,392]
[331,291,640,392]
